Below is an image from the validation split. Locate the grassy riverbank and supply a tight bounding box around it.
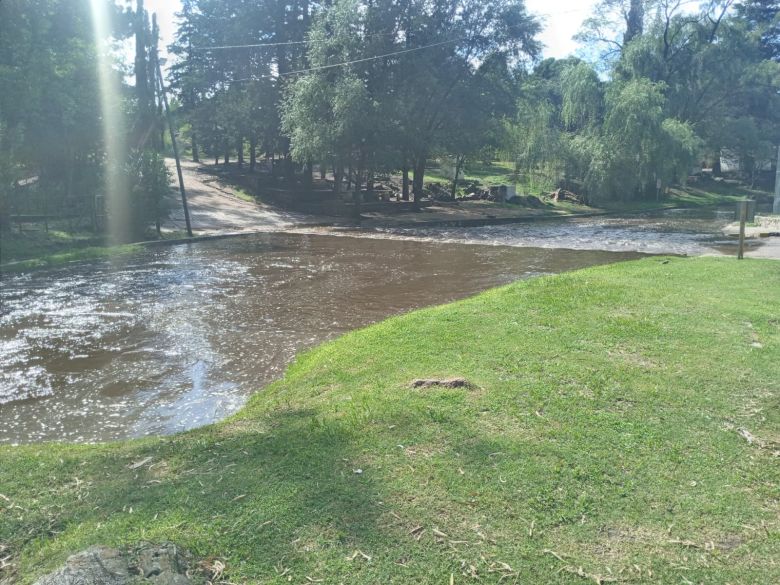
[423,160,757,209]
[2,257,779,583]
[0,229,143,272]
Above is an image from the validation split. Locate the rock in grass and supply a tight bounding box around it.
[33,543,191,585]
[411,378,472,389]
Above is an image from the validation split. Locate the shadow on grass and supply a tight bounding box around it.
[2,409,386,581]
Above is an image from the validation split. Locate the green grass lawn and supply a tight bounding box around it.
[425,160,528,189]
[426,160,524,188]
[0,228,99,263]
[604,185,746,212]
[2,257,779,584]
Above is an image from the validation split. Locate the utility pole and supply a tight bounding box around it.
[774,145,780,215]
[155,51,193,237]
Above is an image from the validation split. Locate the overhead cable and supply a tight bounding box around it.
[193,31,397,51]
[232,37,460,82]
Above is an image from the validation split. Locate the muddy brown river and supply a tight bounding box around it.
[0,209,739,444]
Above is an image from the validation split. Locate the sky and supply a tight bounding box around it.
[524,0,599,59]
[144,0,600,61]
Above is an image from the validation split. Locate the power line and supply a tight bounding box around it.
[193,31,397,51]
[231,38,460,82]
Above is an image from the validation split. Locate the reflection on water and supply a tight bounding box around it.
[0,232,642,444]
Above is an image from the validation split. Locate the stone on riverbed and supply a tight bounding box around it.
[33,543,192,585]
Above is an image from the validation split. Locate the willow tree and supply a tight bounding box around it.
[588,78,669,200]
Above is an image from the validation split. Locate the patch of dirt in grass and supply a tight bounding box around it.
[607,346,658,369]
[411,378,474,390]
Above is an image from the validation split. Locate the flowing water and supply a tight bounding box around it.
[328,208,741,255]
[0,209,738,444]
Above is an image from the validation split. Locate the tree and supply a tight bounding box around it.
[169,0,311,175]
[280,0,540,205]
[0,0,121,224]
[736,0,780,60]
[576,0,655,68]
[0,0,178,240]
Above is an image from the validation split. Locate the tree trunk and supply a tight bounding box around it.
[224,143,230,167]
[353,168,362,194]
[283,153,294,184]
[402,164,410,201]
[237,138,244,168]
[192,132,200,163]
[353,189,362,219]
[623,0,644,46]
[450,155,465,200]
[334,163,344,194]
[249,138,256,171]
[303,162,313,191]
[413,155,426,208]
[352,167,363,219]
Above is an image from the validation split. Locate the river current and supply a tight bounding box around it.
[0,209,739,443]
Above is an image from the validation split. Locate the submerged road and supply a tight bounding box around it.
[162,159,780,259]
[163,159,311,234]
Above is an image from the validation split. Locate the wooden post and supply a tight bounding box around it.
[737,199,747,260]
[154,52,193,237]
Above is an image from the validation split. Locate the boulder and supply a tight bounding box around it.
[33,543,192,585]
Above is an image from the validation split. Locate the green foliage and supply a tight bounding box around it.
[0,0,172,245]
[736,0,780,60]
[125,150,171,237]
[0,0,106,220]
[176,0,541,194]
[560,62,602,130]
[659,118,702,183]
[501,1,780,201]
[596,78,666,199]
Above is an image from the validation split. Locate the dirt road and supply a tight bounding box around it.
[163,159,311,234]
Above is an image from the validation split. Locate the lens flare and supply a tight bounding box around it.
[90,0,130,244]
